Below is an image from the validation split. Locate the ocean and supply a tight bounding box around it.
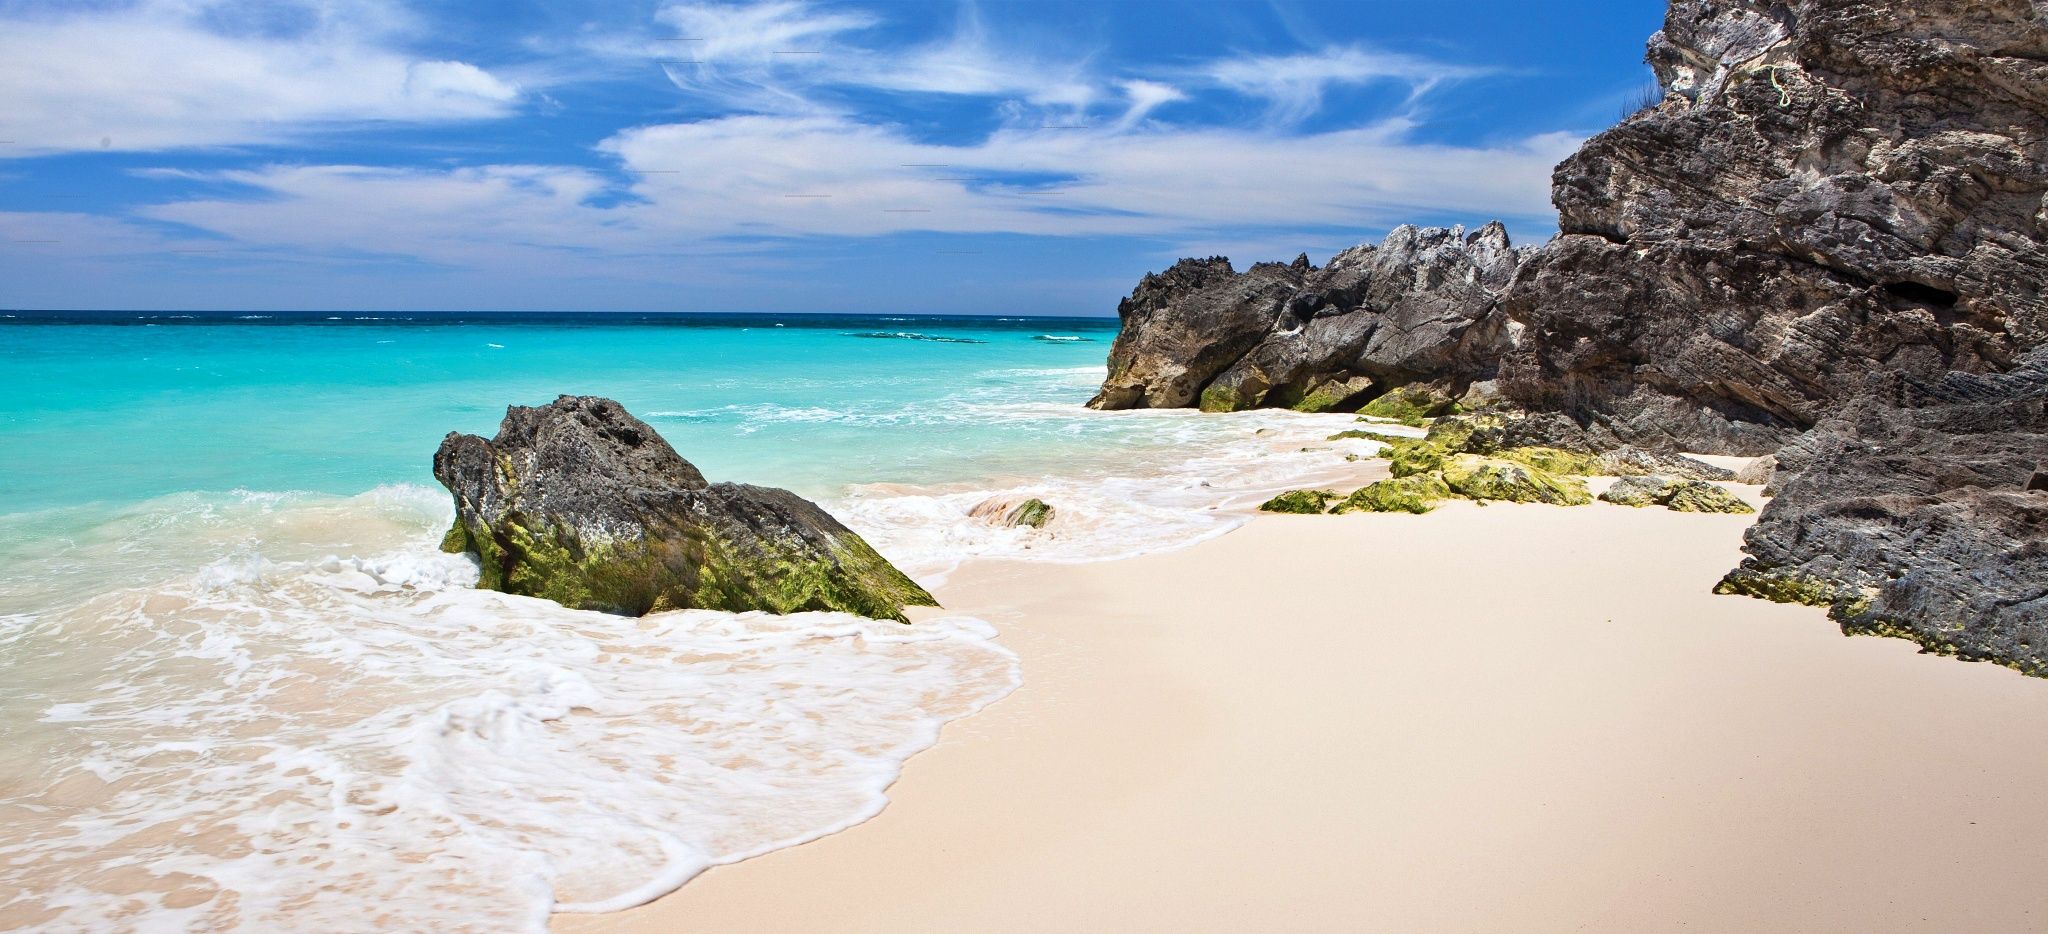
[0,311,1385,931]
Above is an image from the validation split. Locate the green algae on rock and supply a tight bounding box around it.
[434,395,936,620]
[1333,474,1453,514]
[1258,489,1340,514]
[1599,475,1754,514]
[1357,385,1460,424]
[1008,498,1055,528]
[1291,374,1377,413]
[1441,455,1591,505]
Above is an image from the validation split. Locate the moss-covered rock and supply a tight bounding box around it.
[1198,383,1247,413]
[1419,414,1505,455]
[1357,385,1459,423]
[1258,489,1339,514]
[1292,374,1376,413]
[1333,474,1453,514]
[1441,455,1591,505]
[1664,482,1755,514]
[434,395,936,620]
[1598,475,1669,507]
[1599,475,1754,513]
[1498,445,1602,475]
[1386,440,1447,478]
[1008,498,1055,528]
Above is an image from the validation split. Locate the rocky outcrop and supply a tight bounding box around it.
[434,395,935,620]
[1498,0,2047,453]
[1089,224,1529,413]
[1717,352,2048,671]
[1089,0,2048,673]
[1094,0,2044,450]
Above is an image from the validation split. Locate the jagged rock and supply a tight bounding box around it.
[1591,449,1735,482]
[1599,475,1756,513]
[434,395,936,620]
[1258,489,1340,514]
[1498,0,2046,453]
[1441,455,1593,506]
[969,495,1056,529]
[1734,455,1777,486]
[1090,224,1530,414]
[1333,475,1453,514]
[1718,352,2048,672]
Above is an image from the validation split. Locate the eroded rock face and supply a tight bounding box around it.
[1499,0,2047,453]
[1718,353,2048,671]
[1088,224,1530,413]
[434,395,935,620]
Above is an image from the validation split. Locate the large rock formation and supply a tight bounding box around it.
[434,395,935,620]
[1717,351,2048,671]
[1088,223,1529,413]
[1499,0,2047,453]
[1086,0,2048,673]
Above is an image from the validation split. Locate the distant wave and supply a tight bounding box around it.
[1034,334,1091,342]
[844,331,989,344]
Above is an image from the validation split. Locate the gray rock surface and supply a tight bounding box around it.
[1718,352,2048,671]
[434,395,935,619]
[1499,0,2046,453]
[1089,224,1529,413]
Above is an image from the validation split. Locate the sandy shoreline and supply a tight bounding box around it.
[559,491,2048,933]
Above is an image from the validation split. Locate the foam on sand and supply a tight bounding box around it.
[0,506,1016,932]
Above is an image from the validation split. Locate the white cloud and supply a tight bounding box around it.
[635,0,1103,117]
[1205,45,1487,124]
[114,115,1573,274]
[0,0,522,157]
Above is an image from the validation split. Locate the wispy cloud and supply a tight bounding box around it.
[0,0,522,157]
[1203,45,1489,124]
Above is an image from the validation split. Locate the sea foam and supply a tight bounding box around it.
[0,503,1017,932]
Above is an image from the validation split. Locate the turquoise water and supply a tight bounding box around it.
[0,313,1117,512]
[0,311,1387,931]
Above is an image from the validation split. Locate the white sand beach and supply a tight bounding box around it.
[562,492,2048,933]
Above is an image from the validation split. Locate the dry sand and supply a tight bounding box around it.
[559,492,2048,933]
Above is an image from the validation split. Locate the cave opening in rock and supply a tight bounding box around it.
[1882,280,1960,308]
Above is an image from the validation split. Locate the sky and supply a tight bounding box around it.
[0,0,1665,314]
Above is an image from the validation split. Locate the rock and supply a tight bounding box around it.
[1600,475,1755,513]
[1498,0,2046,453]
[1356,385,1460,424]
[1333,475,1453,515]
[969,495,1056,529]
[1008,498,1054,528]
[1384,438,1448,478]
[1599,475,1671,507]
[1090,224,1531,414]
[1734,455,1777,486]
[433,395,936,620]
[1497,446,1603,476]
[1718,351,2048,672]
[1664,482,1756,514]
[1591,449,1735,482]
[1258,489,1339,514]
[1291,374,1378,413]
[1441,455,1592,506]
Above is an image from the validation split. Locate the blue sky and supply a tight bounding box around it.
[0,0,1664,314]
